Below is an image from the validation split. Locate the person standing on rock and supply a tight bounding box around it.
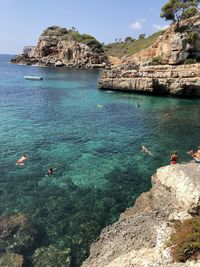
[170,151,178,165]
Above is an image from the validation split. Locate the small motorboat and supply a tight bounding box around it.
[24,75,43,80]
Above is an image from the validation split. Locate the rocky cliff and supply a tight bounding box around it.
[99,16,200,97]
[11,26,108,69]
[82,163,200,267]
[99,63,200,96]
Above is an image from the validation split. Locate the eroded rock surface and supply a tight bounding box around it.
[11,26,108,69]
[82,163,200,267]
[99,16,200,97]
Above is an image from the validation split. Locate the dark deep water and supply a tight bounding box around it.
[0,54,200,266]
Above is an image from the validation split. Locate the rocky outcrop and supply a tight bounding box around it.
[99,63,200,96]
[82,163,200,267]
[99,16,200,97]
[128,16,200,65]
[11,26,108,69]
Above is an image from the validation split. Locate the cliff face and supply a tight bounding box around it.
[99,63,200,96]
[128,16,200,65]
[99,16,200,96]
[82,163,200,267]
[11,26,108,69]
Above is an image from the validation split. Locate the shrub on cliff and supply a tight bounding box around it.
[41,26,68,37]
[104,31,165,58]
[150,55,163,65]
[41,26,104,53]
[170,217,200,262]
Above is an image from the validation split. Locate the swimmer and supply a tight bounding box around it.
[97,104,103,109]
[141,145,153,156]
[46,167,57,177]
[16,155,29,166]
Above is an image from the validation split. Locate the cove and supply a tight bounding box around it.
[0,55,200,266]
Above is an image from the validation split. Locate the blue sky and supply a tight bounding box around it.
[0,0,169,54]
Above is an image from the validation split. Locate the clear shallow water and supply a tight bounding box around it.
[1,54,200,265]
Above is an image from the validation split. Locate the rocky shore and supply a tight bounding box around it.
[11,26,108,69]
[82,163,200,267]
[1,163,199,266]
[99,64,200,97]
[99,16,200,97]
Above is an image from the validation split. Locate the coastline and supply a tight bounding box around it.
[82,163,200,267]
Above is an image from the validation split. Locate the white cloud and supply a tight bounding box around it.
[152,24,169,31]
[129,18,146,31]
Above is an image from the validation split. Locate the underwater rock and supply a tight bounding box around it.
[0,252,23,267]
[32,245,71,267]
[0,214,37,253]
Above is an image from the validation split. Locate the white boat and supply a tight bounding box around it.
[24,75,43,80]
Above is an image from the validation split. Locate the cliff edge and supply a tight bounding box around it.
[82,163,200,267]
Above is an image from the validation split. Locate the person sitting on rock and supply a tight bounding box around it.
[170,151,178,165]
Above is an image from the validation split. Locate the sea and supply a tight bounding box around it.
[0,54,200,266]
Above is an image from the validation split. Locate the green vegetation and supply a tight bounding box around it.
[160,0,200,24]
[184,58,197,64]
[104,31,165,58]
[41,26,104,53]
[150,55,163,65]
[170,217,200,262]
[185,31,199,43]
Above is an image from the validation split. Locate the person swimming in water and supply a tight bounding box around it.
[16,155,29,166]
[141,145,153,156]
[46,167,57,177]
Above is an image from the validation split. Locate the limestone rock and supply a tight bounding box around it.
[129,16,200,65]
[99,16,200,97]
[99,64,200,97]
[11,26,108,69]
[82,163,200,267]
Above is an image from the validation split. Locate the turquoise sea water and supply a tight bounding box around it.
[1,54,200,266]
